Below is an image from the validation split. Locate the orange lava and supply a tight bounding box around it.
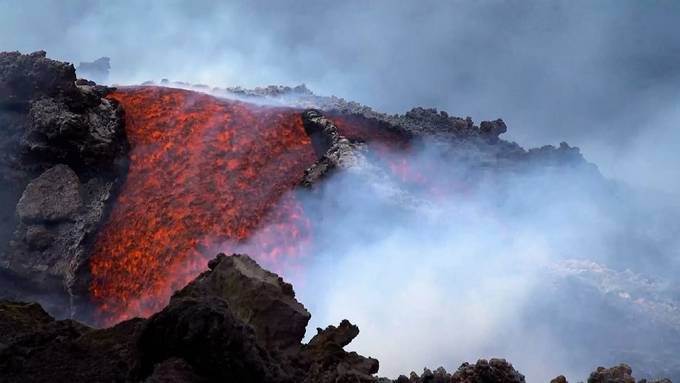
[90,87,317,325]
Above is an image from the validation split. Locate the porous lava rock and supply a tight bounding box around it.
[173,253,311,353]
[588,364,636,383]
[301,319,379,383]
[15,164,81,223]
[0,255,675,383]
[301,109,360,186]
[450,359,526,383]
[0,50,128,319]
[0,300,142,383]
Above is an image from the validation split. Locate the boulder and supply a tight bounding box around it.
[175,253,310,353]
[450,358,526,383]
[588,364,636,383]
[0,300,142,383]
[16,164,81,223]
[137,296,286,383]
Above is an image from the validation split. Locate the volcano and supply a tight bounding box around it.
[2,51,675,383]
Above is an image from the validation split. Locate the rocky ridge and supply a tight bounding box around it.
[0,51,128,319]
[0,254,672,383]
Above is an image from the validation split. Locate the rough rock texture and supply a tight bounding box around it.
[302,319,379,383]
[174,253,311,353]
[0,256,674,383]
[0,299,142,383]
[589,364,636,383]
[15,164,81,222]
[300,109,361,186]
[395,359,526,383]
[450,359,526,383]
[0,51,128,319]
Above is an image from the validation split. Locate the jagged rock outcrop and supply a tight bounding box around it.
[301,319,379,383]
[171,253,311,354]
[450,359,526,383]
[0,51,128,319]
[15,164,81,223]
[0,299,142,383]
[141,253,379,383]
[0,255,674,383]
[588,364,637,383]
[0,253,382,382]
[395,359,525,383]
[300,109,361,186]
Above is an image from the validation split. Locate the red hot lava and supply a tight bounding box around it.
[90,87,317,325]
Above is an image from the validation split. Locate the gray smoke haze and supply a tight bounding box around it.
[1,0,679,194]
[2,1,680,381]
[265,141,680,382]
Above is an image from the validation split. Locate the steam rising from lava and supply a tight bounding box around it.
[285,139,680,382]
[90,87,316,324]
[87,85,680,382]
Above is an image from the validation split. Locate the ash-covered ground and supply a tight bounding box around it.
[0,51,678,383]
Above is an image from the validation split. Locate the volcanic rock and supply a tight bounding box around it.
[137,296,286,382]
[301,319,379,383]
[0,51,80,107]
[16,164,81,223]
[479,119,508,142]
[301,109,360,186]
[0,254,675,383]
[0,300,142,383]
[450,358,526,383]
[0,300,53,345]
[0,51,128,320]
[588,364,636,383]
[139,253,378,382]
[174,253,311,353]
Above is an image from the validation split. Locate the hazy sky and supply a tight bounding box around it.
[1,0,679,193]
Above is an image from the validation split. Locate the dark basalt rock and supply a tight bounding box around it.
[137,253,382,382]
[0,255,674,383]
[138,296,286,383]
[301,319,379,383]
[300,109,359,187]
[16,164,81,223]
[588,364,636,383]
[176,253,311,354]
[450,359,526,383]
[0,51,128,320]
[144,357,207,383]
[0,300,142,383]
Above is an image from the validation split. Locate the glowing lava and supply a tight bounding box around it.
[90,87,316,324]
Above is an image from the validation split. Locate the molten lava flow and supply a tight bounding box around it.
[91,87,317,324]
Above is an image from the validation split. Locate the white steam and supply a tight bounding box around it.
[242,139,680,382]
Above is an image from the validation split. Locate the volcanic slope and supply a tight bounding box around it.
[90,86,319,324]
